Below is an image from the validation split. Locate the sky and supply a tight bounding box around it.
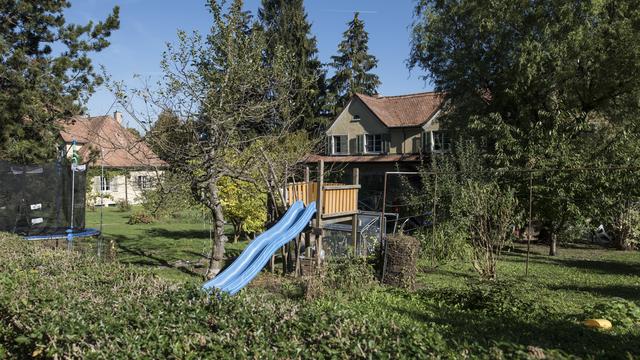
[66,0,433,124]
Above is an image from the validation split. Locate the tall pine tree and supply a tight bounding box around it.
[259,0,327,133]
[0,1,119,163]
[328,12,380,114]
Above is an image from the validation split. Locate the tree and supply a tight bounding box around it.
[219,177,267,242]
[258,0,327,133]
[410,0,640,255]
[0,1,119,163]
[114,0,300,279]
[327,12,380,114]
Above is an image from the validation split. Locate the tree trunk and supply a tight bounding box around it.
[549,232,557,256]
[206,181,228,279]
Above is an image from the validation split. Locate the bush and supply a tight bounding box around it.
[0,233,450,358]
[453,181,520,280]
[116,199,131,212]
[127,211,154,224]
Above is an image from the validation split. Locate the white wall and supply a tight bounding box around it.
[89,170,163,206]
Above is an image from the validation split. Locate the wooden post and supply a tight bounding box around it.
[352,168,359,256]
[304,166,310,206]
[124,175,128,205]
[316,160,324,267]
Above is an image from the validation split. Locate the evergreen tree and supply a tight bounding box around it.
[328,12,381,114]
[0,1,119,163]
[258,0,326,133]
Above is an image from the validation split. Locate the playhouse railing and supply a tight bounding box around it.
[286,182,359,218]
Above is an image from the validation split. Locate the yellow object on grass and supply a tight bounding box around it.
[583,319,612,330]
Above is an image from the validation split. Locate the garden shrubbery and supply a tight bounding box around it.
[0,233,450,358]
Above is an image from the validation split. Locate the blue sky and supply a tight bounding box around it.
[67,0,433,122]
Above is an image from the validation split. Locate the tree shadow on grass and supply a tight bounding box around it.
[547,284,640,302]
[547,258,640,276]
[145,228,210,240]
[392,302,640,358]
[110,234,202,278]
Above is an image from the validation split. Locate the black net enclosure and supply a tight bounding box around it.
[0,161,87,236]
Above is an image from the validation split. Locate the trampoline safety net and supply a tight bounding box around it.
[0,161,87,236]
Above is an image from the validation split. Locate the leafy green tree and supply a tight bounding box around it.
[219,177,267,242]
[258,0,327,132]
[410,0,640,255]
[327,12,380,114]
[0,1,119,163]
[114,0,300,278]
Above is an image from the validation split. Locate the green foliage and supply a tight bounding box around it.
[219,177,266,242]
[410,0,640,254]
[454,181,520,279]
[259,0,327,132]
[0,1,119,163]
[327,12,380,114]
[586,298,640,332]
[115,199,131,212]
[127,210,154,225]
[141,172,201,219]
[415,223,470,266]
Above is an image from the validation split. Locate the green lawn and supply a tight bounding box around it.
[85,206,248,282]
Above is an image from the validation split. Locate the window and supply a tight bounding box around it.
[137,175,152,189]
[424,131,451,152]
[365,134,382,153]
[99,176,110,192]
[352,114,361,121]
[432,131,451,152]
[332,135,348,155]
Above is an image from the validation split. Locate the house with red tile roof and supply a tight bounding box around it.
[60,112,166,206]
[312,91,448,163]
[309,91,448,209]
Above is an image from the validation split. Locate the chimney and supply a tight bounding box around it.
[114,111,122,124]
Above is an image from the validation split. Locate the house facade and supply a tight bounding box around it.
[60,112,166,206]
[324,92,448,159]
[308,92,448,209]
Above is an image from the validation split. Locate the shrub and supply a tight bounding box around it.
[453,181,520,280]
[127,211,154,224]
[0,233,450,358]
[116,199,131,212]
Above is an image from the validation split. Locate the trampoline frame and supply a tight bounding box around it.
[24,228,101,241]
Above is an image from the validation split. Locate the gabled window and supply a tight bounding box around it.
[331,135,348,155]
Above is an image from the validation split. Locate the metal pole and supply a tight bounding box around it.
[98,149,105,258]
[526,171,533,276]
[380,172,388,247]
[431,173,438,268]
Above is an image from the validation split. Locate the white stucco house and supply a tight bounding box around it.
[60,111,166,206]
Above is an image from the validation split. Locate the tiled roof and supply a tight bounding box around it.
[355,91,444,128]
[60,115,166,168]
[305,154,422,163]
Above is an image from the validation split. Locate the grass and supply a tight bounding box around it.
[78,207,640,357]
[85,206,248,282]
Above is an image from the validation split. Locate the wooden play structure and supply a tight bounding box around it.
[284,160,361,274]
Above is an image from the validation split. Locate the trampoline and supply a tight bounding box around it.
[0,159,95,240]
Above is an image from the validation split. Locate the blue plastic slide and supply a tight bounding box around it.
[202,201,304,291]
[222,202,316,295]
